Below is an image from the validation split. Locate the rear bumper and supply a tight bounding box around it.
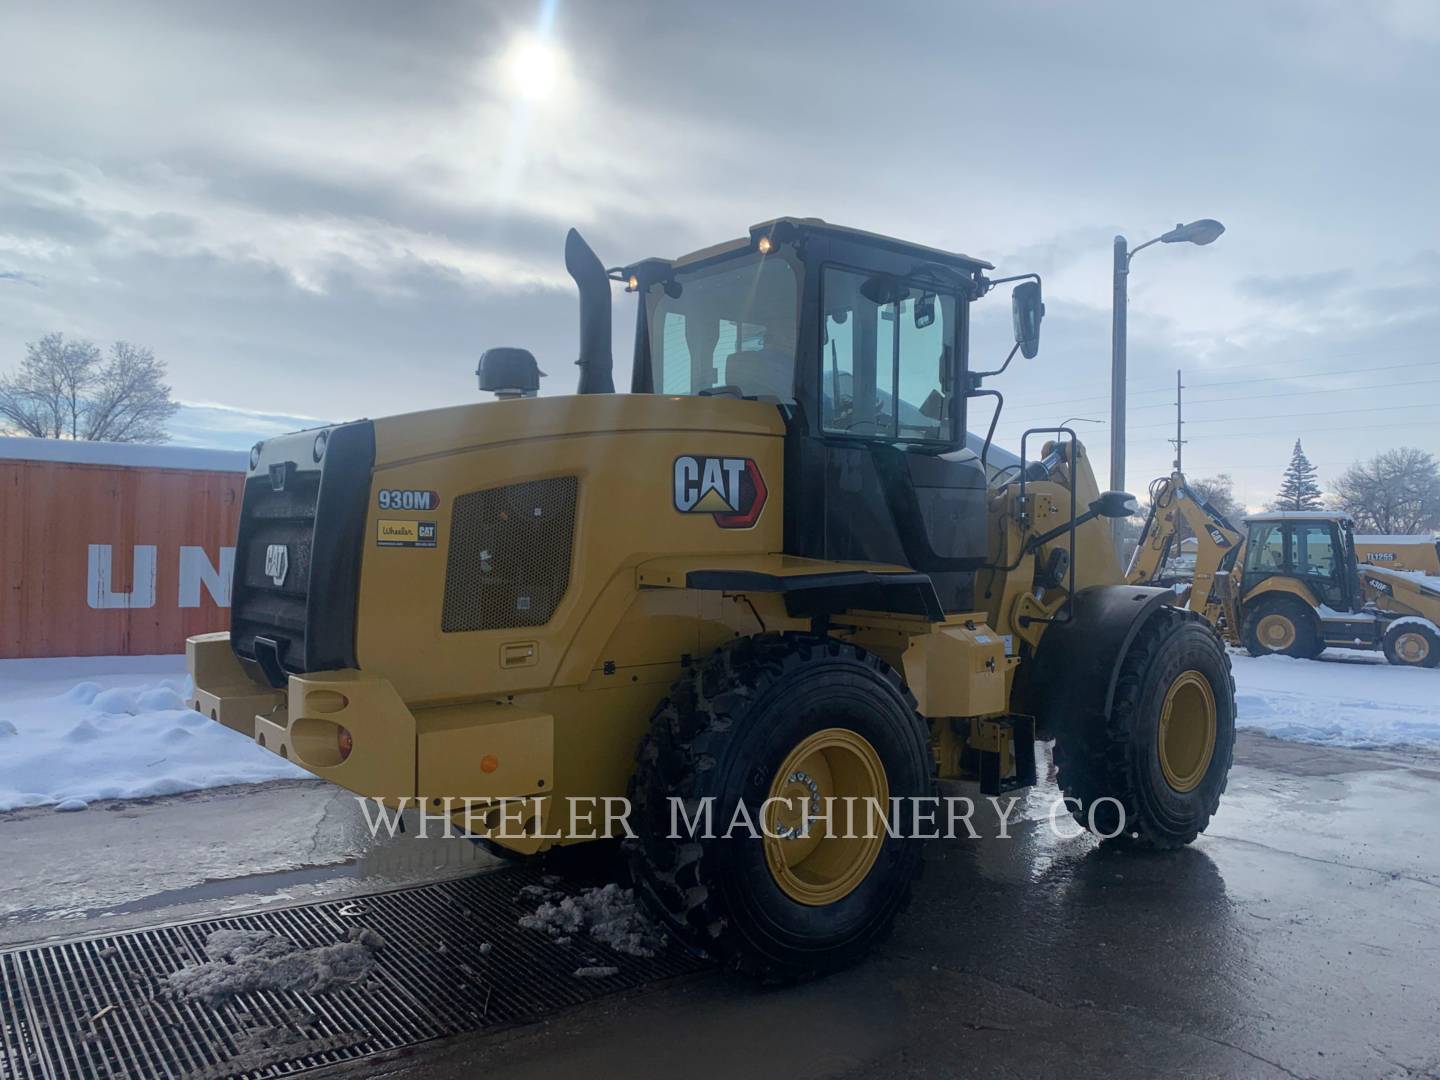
[187,633,557,848]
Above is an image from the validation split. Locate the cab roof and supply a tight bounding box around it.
[636,217,995,275]
[752,217,994,271]
[1244,510,1353,525]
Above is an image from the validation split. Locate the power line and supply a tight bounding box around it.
[1003,374,1440,421]
[1185,358,1440,391]
[995,358,1440,416]
[992,396,1440,435]
[1128,400,1440,431]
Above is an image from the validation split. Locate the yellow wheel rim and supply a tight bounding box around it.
[1256,613,1297,651]
[1158,671,1217,794]
[763,728,888,906]
[1395,632,1429,664]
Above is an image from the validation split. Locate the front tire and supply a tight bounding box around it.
[1241,595,1323,659]
[1382,620,1440,668]
[626,633,934,980]
[1054,607,1236,849]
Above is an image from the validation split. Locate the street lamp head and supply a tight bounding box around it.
[1160,218,1225,246]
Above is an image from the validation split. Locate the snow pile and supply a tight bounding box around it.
[0,656,306,812]
[1231,651,1440,750]
[517,882,667,958]
[167,927,383,1004]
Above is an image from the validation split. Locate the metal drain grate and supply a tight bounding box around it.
[0,867,705,1079]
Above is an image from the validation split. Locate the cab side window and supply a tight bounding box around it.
[1294,523,1337,578]
[1245,523,1286,573]
[821,268,954,442]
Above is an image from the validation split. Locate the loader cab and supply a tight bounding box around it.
[1241,513,1361,613]
[626,218,1025,613]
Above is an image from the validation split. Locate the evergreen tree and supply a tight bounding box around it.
[1269,439,1323,511]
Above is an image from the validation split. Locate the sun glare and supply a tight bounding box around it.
[502,34,566,103]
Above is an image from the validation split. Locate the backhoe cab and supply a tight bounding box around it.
[191,219,1238,979]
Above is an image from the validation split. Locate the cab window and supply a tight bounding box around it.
[821,267,955,443]
[649,251,800,400]
[1245,523,1286,574]
[1293,523,1338,578]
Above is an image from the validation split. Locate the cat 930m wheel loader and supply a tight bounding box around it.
[189,218,1236,979]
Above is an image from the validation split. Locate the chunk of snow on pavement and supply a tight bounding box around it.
[0,655,306,812]
[1231,651,1440,750]
[517,882,667,957]
[167,927,380,1004]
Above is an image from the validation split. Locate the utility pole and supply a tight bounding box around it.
[1169,369,1186,472]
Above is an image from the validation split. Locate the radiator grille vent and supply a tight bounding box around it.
[442,476,578,632]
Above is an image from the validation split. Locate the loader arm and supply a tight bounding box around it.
[1126,471,1244,628]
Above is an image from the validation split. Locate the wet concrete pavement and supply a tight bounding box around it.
[0,779,499,947]
[3,733,1437,1078]
[358,734,1440,1080]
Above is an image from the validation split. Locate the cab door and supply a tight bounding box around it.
[1291,521,1353,611]
[1241,521,1289,598]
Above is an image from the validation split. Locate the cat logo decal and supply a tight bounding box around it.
[673,456,767,529]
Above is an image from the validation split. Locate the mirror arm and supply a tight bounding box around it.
[973,341,1020,382]
[980,271,1041,294]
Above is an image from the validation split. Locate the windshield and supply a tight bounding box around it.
[646,249,801,400]
[821,267,957,443]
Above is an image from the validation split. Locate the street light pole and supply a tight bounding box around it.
[1110,236,1128,533]
[1107,218,1226,552]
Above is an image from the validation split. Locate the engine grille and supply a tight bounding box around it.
[228,422,374,675]
[229,470,320,662]
[442,477,578,633]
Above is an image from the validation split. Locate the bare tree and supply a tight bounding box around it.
[1187,473,1243,530]
[0,334,178,443]
[1332,448,1440,534]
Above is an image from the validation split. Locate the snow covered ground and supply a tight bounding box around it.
[0,647,1437,814]
[1229,648,1440,751]
[0,655,305,812]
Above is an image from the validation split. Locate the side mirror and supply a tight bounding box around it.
[1011,280,1044,359]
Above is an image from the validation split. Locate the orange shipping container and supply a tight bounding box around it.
[0,437,247,659]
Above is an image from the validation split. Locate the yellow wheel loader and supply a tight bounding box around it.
[190,219,1238,979]
[1129,471,1440,667]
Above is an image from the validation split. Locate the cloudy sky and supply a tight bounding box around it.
[2,0,1438,507]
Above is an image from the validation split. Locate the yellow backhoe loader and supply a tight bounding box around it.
[1354,534,1440,576]
[1129,471,1440,667]
[190,219,1238,978]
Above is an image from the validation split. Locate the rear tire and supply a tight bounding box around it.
[1054,607,1236,850]
[1241,595,1322,659]
[1382,621,1440,668]
[626,633,934,981]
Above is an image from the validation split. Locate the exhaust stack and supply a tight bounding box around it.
[564,228,614,395]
